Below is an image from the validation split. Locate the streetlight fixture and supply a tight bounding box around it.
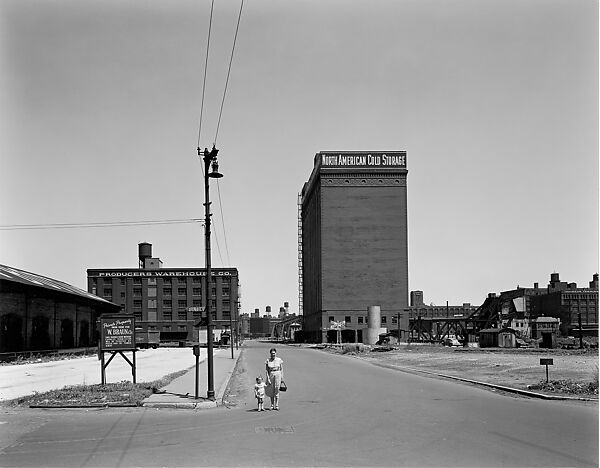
[199,144,222,400]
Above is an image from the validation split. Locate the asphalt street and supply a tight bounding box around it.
[0,341,598,467]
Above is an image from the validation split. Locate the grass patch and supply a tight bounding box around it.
[2,369,189,408]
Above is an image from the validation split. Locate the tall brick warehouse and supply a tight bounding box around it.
[299,151,409,343]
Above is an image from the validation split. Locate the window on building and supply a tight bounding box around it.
[358,317,363,324]
[192,277,201,283]
[163,277,172,284]
[134,311,142,322]
[148,311,157,321]
[148,287,157,298]
[103,288,112,297]
[133,288,142,297]
[148,277,157,286]
[345,316,351,323]
[178,277,187,284]
[223,311,231,319]
[381,316,387,324]
[178,311,187,320]
[120,292,125,299]
[163,288,172,296]
[223,300,230,308]
[178,325,187,331]
[391,316,397,324]
[120,279,126,286]
[192,299,201,307]
[178,287,187,296]
[329,316,335,322]
[222,288,230,296]
[163,300,172,308]
[193,288,202,296]
[133,278,142,285]
[163,311,172,321]
[148,299,157,309]
[211,288,216,297]
[178,300,187,309]
[133,299,142,308]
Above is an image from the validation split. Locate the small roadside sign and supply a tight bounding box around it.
[540,358,554,383]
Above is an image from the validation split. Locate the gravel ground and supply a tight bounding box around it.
[334,344,598,398]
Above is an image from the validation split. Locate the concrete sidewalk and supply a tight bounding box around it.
[143,346,241,409]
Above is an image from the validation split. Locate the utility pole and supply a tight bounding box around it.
[200,145,222,400]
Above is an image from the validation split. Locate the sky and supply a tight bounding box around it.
[0,0,598,315]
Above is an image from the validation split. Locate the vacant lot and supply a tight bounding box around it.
[332,344,598,398]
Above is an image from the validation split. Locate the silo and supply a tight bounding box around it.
[364,305,381,345]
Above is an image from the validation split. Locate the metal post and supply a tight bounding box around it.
[195,352,199,399]
[578,313,583,349]
[229,310,234,359]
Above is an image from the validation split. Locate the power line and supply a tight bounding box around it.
[197,0,216,149]
[214,0,244,145]
[216,179,231,265]
[0,219,203,231]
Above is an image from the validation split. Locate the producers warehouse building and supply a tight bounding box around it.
[299,151,409,343]
[87,243,239,344]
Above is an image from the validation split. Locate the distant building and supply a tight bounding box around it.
[87,243,239,344]
[529,273,598,336]
[407,290,478,319]
[0,264,120,352]
[299,151,409,343]
[481,272,598,338]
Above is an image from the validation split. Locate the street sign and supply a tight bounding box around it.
[187,306,206,312]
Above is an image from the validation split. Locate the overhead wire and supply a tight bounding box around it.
[196,0,216,150]
[0,219,203,231]
[212,0,243,266]
[213,0,244,146]
[195,0,244,268]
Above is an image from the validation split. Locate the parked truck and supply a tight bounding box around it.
[135,329,160,349]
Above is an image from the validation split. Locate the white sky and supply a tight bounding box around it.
[1,0,597,314]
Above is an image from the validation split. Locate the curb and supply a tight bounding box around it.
[369,361,599,401]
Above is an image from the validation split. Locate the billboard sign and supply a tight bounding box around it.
[100,315,136,351]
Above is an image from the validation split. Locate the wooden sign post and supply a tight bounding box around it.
[540,358,553,383]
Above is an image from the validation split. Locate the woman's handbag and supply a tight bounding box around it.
[279,380,287,392]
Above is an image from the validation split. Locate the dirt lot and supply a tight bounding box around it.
[330,344,598,399]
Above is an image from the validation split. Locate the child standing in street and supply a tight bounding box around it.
[254,376,266,411]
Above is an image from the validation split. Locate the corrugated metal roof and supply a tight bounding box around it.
[0,264,116,306]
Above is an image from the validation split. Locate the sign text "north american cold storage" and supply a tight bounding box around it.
[321,153,406,167]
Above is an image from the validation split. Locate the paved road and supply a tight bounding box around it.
[1,341,597,467]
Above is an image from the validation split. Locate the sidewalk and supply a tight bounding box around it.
[143,346,241,409]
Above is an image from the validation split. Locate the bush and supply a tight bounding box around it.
[341,343,367,354]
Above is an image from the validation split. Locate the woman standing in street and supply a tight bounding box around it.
[265,348,284,410]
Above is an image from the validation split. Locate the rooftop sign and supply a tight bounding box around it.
[320,152,406,168]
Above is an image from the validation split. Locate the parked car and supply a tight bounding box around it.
[442,337,461,347]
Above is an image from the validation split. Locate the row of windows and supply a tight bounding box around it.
[132,299,231,308]
[329,316,398,324]
[95,276,232,286]
[102,287,229,297]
